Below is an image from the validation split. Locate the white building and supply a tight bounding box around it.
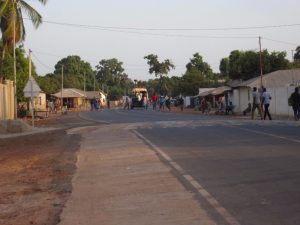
[227,69,300,116]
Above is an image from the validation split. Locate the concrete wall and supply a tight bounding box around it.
[233,86,296,116]
[0,80,15,120]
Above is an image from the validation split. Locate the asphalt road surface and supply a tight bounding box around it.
[80,109,300,225]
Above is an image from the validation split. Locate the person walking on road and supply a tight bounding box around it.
[124,96,130,110]
[262,88,272,120]
[290,87,300,121]
[251,87,263,120]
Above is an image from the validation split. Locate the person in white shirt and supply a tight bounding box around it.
[251,87,263,120]
[262,88,272,120]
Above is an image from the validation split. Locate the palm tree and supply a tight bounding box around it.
[0,0,47,62]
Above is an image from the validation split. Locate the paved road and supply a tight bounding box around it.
[80,109,300,225]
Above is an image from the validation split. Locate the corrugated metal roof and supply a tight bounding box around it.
[211,86,232,96]
[52,88,85,98]
[85,91,106,99]
[237,69,300,88]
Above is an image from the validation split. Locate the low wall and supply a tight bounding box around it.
[0,80,15,120]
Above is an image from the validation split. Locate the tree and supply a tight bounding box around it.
[224,49,290,80]
[180,68,208,96]
[0,44,37,100]
[0,0,47,79]
[36,73,60,94]
[186,53,213,78]
[54,55,97,91]
[144,54,175,95]
[294,46,300,61]
[95,58,133,96]
[96,58,124,86]
[219,58,229,76]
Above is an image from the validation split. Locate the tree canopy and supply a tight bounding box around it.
[95,58,133,100]
[186,53,213,78]
[220,49,290,80]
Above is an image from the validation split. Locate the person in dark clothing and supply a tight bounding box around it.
[290,87,300,121]
[178,97,184,112]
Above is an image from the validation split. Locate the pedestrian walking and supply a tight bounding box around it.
[124,96,130,110]
[262,88,272,120]
[251,87,263,120]
[289,87,300,121]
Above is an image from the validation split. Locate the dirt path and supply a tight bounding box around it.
[0,112,91,225]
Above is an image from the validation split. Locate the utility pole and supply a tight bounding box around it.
[29,49,32,78]
[94,71,96,92]
[84,72,86,110]
[13,0,17,119]
[292,49,295,63]
[259,36,263,88]
[61,65,64,111]
[29,49,34,126]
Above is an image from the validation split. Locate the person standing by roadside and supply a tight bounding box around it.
[165,96,171,111]
[251,87,263,120]
[290,87,300,121]
[151,94,158,111]
[159,95,165,111]
[178,97,184,112]
[262,88,272,120]
[143,94,148,110]
[124,96,130,110]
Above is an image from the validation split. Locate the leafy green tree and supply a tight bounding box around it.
[144,54,175,95]
[224,49,290,80]
[36,73,60,94]
[219,58,229,76]
[95,58,133,97]
[0,0,47,79]
[54,55,97,91]
[0,44,37,100]
[96,58,124,85]
[180,68,207,96]
[107,86,124,101]
[186,53,213,78]
[294,46,300,61]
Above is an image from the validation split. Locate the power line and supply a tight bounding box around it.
[262,37,298,46]
[31,52,54,70]
[25,18,300,31]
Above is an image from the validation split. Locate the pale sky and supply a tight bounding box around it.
[23,0,300,80]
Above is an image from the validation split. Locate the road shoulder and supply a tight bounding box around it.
[58,124,216,225]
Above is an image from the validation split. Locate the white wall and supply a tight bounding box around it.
[232,86,296,116]
[268,87,294,116]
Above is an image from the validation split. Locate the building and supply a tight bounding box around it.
[52,88,86,109]
[227,69,300,116]
[0,80,14,120]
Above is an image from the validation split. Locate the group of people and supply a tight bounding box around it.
[251,86,300,121]
[123,94,184,112]
[251,87,273,120]
[90,97,102,111]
